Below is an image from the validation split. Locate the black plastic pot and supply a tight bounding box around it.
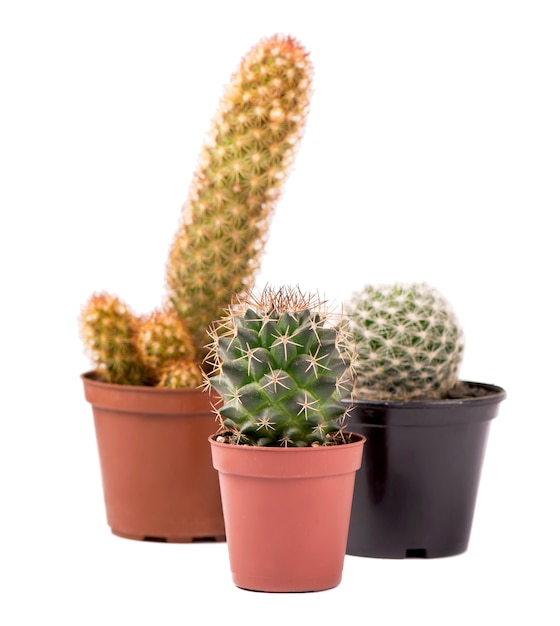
[344,382,506,559]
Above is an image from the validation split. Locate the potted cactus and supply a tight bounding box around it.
[79,35,313,542]
[205,286,366,592]
[343,282,506,558]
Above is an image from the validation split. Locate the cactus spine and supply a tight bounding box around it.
[205,286,355,447]
[346,282,464,400]
[80,35,312,388]
[166,35,312,354]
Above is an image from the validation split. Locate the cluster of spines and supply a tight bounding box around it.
[204,286,355,446]
[346,282,464,400]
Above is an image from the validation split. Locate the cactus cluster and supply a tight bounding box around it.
[204,286,355,447]
[80,35,312,387]
[346,282,464,401]
[80,293,203,387]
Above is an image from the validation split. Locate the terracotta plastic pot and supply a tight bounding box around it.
[82,372,225,542]
[209,433,365,592]
[345,382,506,558]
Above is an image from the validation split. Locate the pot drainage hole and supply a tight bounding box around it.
[406,549,427,558]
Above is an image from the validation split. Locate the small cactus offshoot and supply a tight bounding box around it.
[346,282,464,401]
[156,360,203,389]
[136,308,197,373]
[204,286,355,447]
[80,293,155,386]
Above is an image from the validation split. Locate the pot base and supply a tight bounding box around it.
[111,529,226,543]
[235,581,339,594]
[347,544,468,559]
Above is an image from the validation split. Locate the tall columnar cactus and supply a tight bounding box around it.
[346,282,464,401]
[80,35,312,388]
[204,286,355,447]
[80,293,155,386]
[166,35,313,355]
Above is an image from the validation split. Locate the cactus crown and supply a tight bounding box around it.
[205,286,355,447]
[79,35,312,388]
[346,282,464,401]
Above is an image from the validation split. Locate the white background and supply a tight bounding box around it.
[1,1,558,624]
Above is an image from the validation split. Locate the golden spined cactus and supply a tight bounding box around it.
[136,308,202,388]
[80,292,154,386]
[166,34,313,356]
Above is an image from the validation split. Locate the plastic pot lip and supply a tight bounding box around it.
[208,432,366,478]
[347,381,506,409]
[208,431,365,451]
[80,370,220,415]
[343,382,506,427]
[80,370,205,396]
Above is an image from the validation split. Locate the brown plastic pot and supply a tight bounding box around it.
[344,382,506,558]
[209,433,366,592]
[82,372,225,542]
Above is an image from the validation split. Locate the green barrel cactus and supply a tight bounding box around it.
[204,286,355,447]
[166,34,313,355]
[80,35,312,387]
[346,282,464,401]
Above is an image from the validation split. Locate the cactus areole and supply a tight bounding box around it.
[205,286,357,447]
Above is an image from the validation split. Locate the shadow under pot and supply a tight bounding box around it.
[344,382,506,559]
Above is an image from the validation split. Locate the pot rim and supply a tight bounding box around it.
[81,370,220,415]
[208,431,365,451]
[347,381,506,409]
[80,370,205,396]
[343,382,506,427]
[209,432,366,478]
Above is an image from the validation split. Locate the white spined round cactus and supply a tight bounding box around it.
[346,282,464,401]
